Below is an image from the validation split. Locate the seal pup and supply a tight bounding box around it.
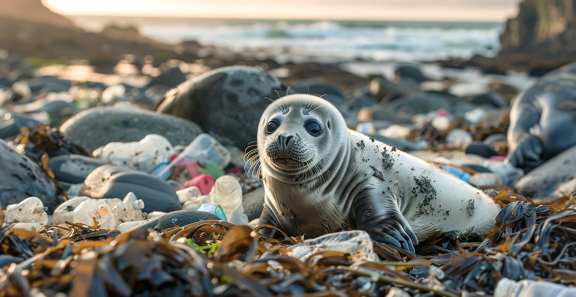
[252,94,501,252]
[506,62,576,172]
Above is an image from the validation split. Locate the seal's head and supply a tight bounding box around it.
[255,94,348,181]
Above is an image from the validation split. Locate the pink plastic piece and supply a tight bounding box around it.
[184,161,201,177]
[183,174,215,195]
[489,155,506,161]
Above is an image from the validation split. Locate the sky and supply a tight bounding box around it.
[43,0,520,22]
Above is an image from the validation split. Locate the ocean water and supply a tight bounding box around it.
[71,16,503,64]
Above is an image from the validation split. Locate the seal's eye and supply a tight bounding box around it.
[266,120,280,134]
[305,121,322,136]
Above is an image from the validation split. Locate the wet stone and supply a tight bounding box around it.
[48,155,108,184]
[242,186,265,221]
[0,139,59,212]
[80,165,181,213]
[146,66,187,90]
[60,106,203,152]
[129,210,220,232]
[394,65,427,83]
[155,65,285,149]
[0,113,41,140]
[465,142,499,158]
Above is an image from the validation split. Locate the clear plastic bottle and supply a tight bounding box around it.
[182,195,209,211]
[177,186,202,205]
[73,199,118,229]
[154,133,231,178]
[197,204,227,220]
[495,278,576,297]
[5,197,49,225]
[290,230,378,262]
[100,134,175,173]
[209,175,248,224]
[52,196,91,224]
[111,192,146,222]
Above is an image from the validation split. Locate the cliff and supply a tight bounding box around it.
[0,1,198,69]
[500,0,576,58]
[440,0,576,76]
[0,0,75,27]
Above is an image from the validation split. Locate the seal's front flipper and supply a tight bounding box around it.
[506,133,544,172]
[353,192,418,253]
[257,204,279,238]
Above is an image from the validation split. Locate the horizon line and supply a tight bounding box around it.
[65,13,509,23]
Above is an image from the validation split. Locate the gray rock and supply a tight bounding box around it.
[514,145,576,200]
[0,114,41,140]
[242,187,264,221]
[394,65,427,83]
[11,99,76,116]
[146,67,187,90]
[342,83,379,112]
[465,142,499,158]
[483,133,507,146]
[129,210,220,232]
[155,66,285,150]
[0,78,12,88]
[384,92,452,116]
[290,81,345,106]
[369,92,452,124]
[462,92,508,108]
[367,134,418,152]
[48,155,109,184]
[289,81,350,117]
[0,139,59,212]
[60,106,203,151]
[80,165,181,213]
[369,77,420,104]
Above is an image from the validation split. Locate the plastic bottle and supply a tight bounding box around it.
[111,192,146,222]
[151,160,173,180]
[446,129,473,149]
[197,204,227,220]
[484,161,525,186]
[470,172,502,187]
[382,124,411,139]
[52,196,91,224]
[440,165,472,183]
[177,186,202,205]
[154,133,231,178]
[494,278,576,297]
[182,195,209,211]
[356,122,376,135]
[67,184,84,198]
[431,109,451,131]
[100,134,175,173]
[290,230,378,262]
[73,199,118,229]
[209,175,248,225]
[183,174,215,195]
[5,197,49,225]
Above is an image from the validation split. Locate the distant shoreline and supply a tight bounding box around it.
[68,15,504,30]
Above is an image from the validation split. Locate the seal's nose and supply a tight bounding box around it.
[278,134,293,147]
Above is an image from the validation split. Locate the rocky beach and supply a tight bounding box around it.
[1,0,576,296]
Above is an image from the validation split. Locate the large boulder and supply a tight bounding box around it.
[394,65,427,83]
[155,66,285,150]
[60,106,203,151]
[0,139,59,211]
